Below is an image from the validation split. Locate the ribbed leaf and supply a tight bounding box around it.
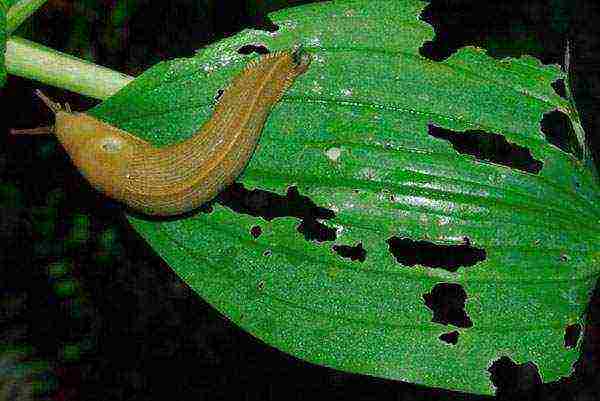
[90,0,600,394]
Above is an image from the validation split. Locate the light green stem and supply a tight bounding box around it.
[5,36,133,100]
[7,0,48,34]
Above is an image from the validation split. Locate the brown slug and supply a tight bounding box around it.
[12,45,312,216]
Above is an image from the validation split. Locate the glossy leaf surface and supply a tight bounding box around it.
[90,0,600,394]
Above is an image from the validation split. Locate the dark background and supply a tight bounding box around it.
[1,0,599,400]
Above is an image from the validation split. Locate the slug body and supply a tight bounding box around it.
[50,46,311,216]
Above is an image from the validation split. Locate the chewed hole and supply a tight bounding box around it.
[541,110,582,159]
[250,225,262,239]
[551,79,567,99]
[439,330,459,345]
[564,323,581,348]
[418,1,558,64]
[217,184,336,243]
[423,283,472,328]
[386,237,485,272]
[297,219,336,242]
[428,124,543,174]
[250,15,279,33]
[237,44,270,55]
[332,242,367,262]
[198,203,213,214]
[488,356,542,396]
[214,88,224,102]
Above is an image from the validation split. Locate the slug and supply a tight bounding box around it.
[13,45,312,216]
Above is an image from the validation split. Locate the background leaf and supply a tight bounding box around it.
[0,0,7,87]
[90,0,599,395]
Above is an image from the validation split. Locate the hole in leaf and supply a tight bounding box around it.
[386,236,485,272]
[423,283,472,328]
[418,1,562,63]
[428,124,543,174]
[248,14,279,33]
[214,89,224,103]
[541,110,582,159]
[419,40,447,62]
[564,323,581,348]
[439,330,459,345]
[199,203,214,214]
[263,250,272,257]
[217,184,336,243]
[250,225,262,239]
[297,219,336,243]
[332,242,366,262]
[237,44,270,55]
[488,356,542,396]
[551,79,567,99]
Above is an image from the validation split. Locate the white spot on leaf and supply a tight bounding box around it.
[312,54,325,64]
[358,167,377,180]
[437,216,451,226]
[326,147,342,162]
[311,81,323,94]
[307,37,322,47]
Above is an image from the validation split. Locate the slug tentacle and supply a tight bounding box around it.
[16,46,312,217]
[35,89,63,114]
[9,90,67,136]
[10,126,55,135]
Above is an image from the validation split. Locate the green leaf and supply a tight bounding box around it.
[0,0,7,87]
[89,0,599,395]
[6,0,49,34]
[3,0,23,8]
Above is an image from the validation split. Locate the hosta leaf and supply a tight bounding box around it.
[89,0,600,395]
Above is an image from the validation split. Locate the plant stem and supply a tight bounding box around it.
[7,0,48,34]
[5,36,133,100]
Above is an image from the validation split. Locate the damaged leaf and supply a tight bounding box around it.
[0,0,7,87]
[89,0,599,395]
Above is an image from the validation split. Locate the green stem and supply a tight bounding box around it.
[5,36,134,100]
[7,0,48,34]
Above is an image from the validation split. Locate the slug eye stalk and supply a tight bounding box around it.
[9,90,72,136]
[34,89,70,114]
